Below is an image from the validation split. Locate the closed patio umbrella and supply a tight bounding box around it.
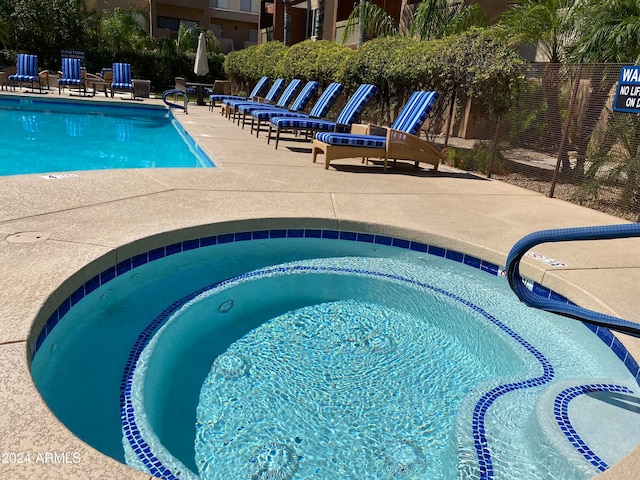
[193,32,210,105]
[194,32,209,77]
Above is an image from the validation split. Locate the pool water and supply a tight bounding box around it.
[30,235,640,480]
[0,96,213,176]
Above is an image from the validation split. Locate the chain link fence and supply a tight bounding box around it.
[438,63,640,222]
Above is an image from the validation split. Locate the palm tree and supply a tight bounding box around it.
[0,18,8,46]
[569,0,640,63]
[341,0,485,46]
[283,0,292,46]
[497,0,576,64]
[315,0,324,39]
[342,0,398,46]
[567,0,640,182]
[100,7,148,54]
[497,0,577,171]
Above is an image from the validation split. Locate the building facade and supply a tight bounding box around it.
[87,0,259,53]
[257,0,510,47]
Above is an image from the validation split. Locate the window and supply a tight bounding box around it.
[307,9,317,38]
[181,20,199,29]
[210,24,223,38]
[157,16,180,31]
[249,29,258,42]
[240,0,251,12]
[157,17,199,31]
[212,0,229,8]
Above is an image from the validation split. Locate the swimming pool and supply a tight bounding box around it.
[30,228,640,479]
[0,95,213,176]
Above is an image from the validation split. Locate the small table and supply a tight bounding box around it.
[187,82,214,106]
[133,79,150,99]
[0,72,7,91]
[88,79,110,97]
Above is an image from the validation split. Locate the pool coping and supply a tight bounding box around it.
[1,90,640,479]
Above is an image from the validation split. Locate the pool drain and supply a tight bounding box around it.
[5,231,50,243]
[248,442,299,480]
[214,353,250,378]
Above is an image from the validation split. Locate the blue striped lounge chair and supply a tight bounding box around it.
[9,54,45,93]
[267,83,378,150]
[312,90,443,171]
[236,79,303,128]
[265,82,344,145]
[210,76,269,111]
[249,80,320,137]
[111,63,134,99]
[58,58,85,95]
[223,78,285,121]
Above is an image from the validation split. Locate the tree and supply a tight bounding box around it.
[411,0,486,40]
[0,18,8,47]
[341,0,486,45]
[568,0,640,192]
[497,0,577,171]
[9,0,91,68]
[100,7,148,54]
[568,0,640,64]
[497,0,576,64]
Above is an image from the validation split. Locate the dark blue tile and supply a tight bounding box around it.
[270,229,286,238]
[132,253,148,268]
[428,245,445,257]
[165,242,182,255]
[45,311,59,334]
[148,247,165,261]
[339,231,357,241]
[445,250,464,263]
[596,327,615,347]
[480,261,499,276]
[374,235,392,246]
[70,285,85,306]
[252,230,269,239]
[85,275,100,295]
[101,266,116,284]
[304,229,322,238]
[35,327,47,353]
[357,233,374,243]
[183,239,199,251]
[611,338,628,362]
[116,258,132,275]
[409,241,428,252]
[200,235,217,246]
[235,231,251,242]
[287,229,304,238]
[463,255,482,269]
[625,354,639,378]
[58,297,71,319]
[392,238,410,249]
[322,229,339,239]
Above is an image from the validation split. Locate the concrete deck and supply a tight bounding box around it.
[0,90,639,479]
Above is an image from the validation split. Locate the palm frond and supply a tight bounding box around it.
[341,2,399,45]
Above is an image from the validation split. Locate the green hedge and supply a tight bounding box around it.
[224,31,523,128]
[0,47,225,92]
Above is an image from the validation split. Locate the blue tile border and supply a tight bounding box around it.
[554,384,635,471]
[119,262,555,479]
[33,228,640,376]
[31,228,640,479]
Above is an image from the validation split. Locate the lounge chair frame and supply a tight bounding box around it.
[311,91,444,172]
[312,125,443,171]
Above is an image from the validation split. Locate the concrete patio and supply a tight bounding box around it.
[0,90,639,479]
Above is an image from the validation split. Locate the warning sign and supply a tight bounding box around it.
[613,66,640,113]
